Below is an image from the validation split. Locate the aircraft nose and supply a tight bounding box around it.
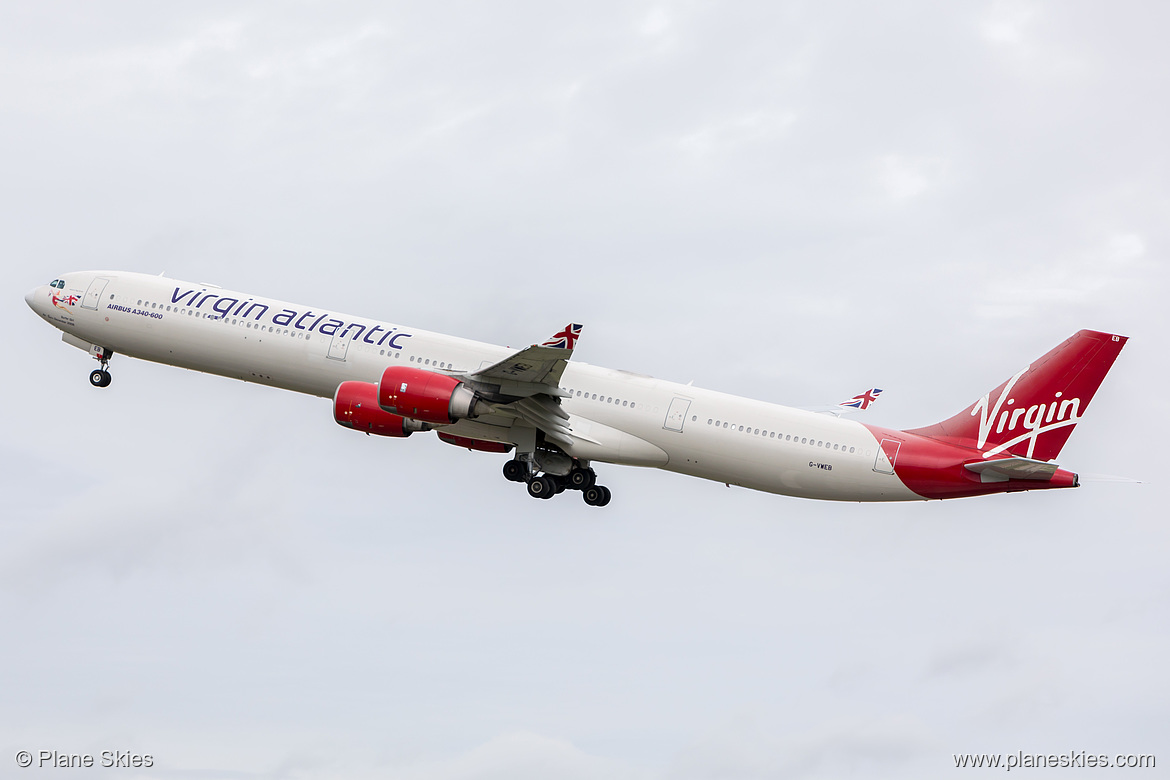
[25,286,38,310]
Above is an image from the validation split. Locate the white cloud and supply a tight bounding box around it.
[973,231,1152,321]
[875,154,949,201]
[980,1,1039,46]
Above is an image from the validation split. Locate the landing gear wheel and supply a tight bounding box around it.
[89,369,112,388]
[583,485,611,506]
[568,468,595,490]
[503,460,527,482]
[527,475,556,499]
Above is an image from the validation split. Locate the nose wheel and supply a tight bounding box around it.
[88,348,114,388]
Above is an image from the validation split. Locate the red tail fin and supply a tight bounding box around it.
[907,330,1128,460]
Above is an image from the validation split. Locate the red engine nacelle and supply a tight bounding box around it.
[437,432,513,453]
[334,380,416,437]
[378,366,483,424]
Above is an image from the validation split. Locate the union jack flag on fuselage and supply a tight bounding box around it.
[840,388,883,410]
[542,323,583,350]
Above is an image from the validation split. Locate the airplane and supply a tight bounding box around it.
[25,271,1128,506]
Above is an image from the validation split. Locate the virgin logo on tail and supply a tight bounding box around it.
[971,365,1082,458]
[907,330,1127,463]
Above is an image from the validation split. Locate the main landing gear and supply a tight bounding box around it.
[88,347,114,388]
[502,459,612,507]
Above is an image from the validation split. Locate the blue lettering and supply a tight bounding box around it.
[309,313,329,332]
[377,328,396,346]
[341,323,366,340]
[273,309,297,326]
[196,293,218,308]
[170,288,197,305]
[212,297,238,317]
[294,311,316,330]
[242,302,269,321]
[319,318,343,336]
[362,325,383,343]
[387,332,412,349]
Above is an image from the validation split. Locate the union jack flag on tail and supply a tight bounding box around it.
[840,388,883,410]
[542,323,583,350]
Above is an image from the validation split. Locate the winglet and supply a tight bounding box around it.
[541,323,583,350]
[840,388,883,411]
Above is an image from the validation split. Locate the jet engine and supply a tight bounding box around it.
[334,380,427,437]
[437,432,513,453]
[378,366,486,424]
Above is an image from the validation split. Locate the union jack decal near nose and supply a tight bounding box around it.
[542,323,583,350]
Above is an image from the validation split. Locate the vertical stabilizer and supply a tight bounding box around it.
[907,330,1128,460]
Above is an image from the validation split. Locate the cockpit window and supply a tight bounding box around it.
[53,280,65,289]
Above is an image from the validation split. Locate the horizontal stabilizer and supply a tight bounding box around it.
[964,456,1059,482]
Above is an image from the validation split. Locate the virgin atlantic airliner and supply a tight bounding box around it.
[25,271,1127,506]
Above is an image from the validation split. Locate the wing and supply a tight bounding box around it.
[464,323,582,399]
[809,388,884,417]
[456,324,596,448]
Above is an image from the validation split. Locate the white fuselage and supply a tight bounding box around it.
[26,271,919,502]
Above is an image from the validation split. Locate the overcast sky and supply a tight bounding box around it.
[2,2,1167,778]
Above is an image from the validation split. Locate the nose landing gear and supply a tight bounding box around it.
[88,347,114,388]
